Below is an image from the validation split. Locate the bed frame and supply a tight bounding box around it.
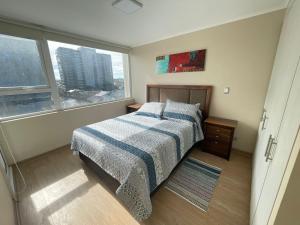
[80,84,213,194]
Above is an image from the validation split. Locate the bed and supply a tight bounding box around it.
[71,85,212,221]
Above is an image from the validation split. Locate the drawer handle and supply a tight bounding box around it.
[215,135,219,138]
[215,141,218,144]
[216,129,220,132]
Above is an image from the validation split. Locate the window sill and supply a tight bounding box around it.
[0,97,134,123]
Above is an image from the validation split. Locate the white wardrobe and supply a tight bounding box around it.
[250,0,300,224]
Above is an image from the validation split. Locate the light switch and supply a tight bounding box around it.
[224,87,230,94]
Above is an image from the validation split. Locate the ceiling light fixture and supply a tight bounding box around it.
[112,0,143,14]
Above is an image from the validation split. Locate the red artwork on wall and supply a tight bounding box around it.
[156,49,206,74]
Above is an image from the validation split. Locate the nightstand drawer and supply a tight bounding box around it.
[206,132,231,143]
[202,140,229,157]
[206,125,232,136]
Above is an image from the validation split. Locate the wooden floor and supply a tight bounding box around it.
[15,146,252,225]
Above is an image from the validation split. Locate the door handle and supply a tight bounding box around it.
[261,109,266,122]
[265,134,273,157]
[261,112,268,130]
[266,137,277,162]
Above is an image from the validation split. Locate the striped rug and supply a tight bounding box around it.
[165,157,222,211]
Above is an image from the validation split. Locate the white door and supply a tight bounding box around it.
[264,0,300,140]
[250,117,272,219]
[250,0,300,222]
[252,55,300,225]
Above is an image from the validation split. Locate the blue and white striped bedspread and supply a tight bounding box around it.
[71,112,204,221]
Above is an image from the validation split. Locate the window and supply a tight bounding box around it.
[48,41,129,108]
[0,93,53,118]
[0,34,49,88]
[0,34,54,119]
[0,32,130,120]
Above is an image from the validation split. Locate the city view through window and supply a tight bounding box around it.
[48,41,127,108]
[0,34,128,119]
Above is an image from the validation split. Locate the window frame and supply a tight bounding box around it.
[0,36,53,93]
[0,21,131,121]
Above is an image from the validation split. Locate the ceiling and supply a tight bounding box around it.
[0,0,288,47]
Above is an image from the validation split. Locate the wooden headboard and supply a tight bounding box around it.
[147,84,213,119]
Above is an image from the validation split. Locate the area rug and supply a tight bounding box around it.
[165,157,222,211]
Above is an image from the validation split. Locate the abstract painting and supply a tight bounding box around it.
[156,49,206,74]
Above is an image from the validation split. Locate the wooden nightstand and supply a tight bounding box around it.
[202,117,238,160]
[127,103,142,113]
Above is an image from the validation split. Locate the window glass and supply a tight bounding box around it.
[0,31,130,120]
[0,93,54,118]
[48,41,128,108]
[0,34,49,88]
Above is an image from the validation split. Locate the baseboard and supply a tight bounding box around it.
[232,148,253,158]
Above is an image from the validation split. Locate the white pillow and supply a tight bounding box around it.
[163,99,203,143]
[163,99,202,123]
[136,102,165,119]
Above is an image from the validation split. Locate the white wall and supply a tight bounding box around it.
[1,99,133,163]
[0,170,15,225]
[129,10,285,153]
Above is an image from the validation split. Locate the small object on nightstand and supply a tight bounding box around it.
[202,117,238,160]
[127,103,142,113]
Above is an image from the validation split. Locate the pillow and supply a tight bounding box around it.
[163,99,203,142]
[163,99,202,123]
[136,102,165,118]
